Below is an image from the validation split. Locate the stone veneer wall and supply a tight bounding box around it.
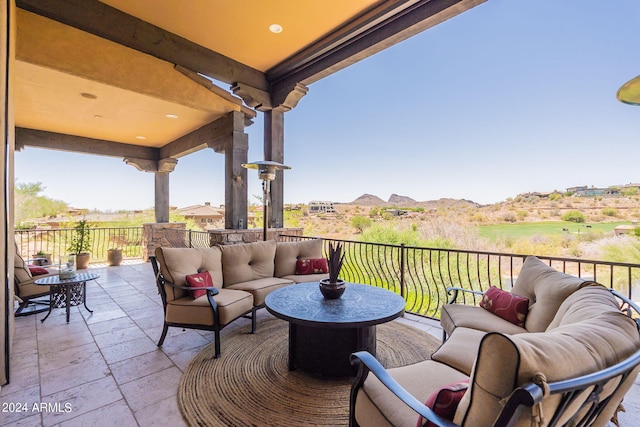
[208,228,303,245]
[142,222,186,260]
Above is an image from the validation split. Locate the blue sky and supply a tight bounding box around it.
[15,0,640,211]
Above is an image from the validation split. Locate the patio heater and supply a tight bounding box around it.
[242,160,291,241]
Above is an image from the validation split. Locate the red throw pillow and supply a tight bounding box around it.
[479,286,529,327]
[28,265,49,276]
[185,271,214,299]
[417,379,469,427]
[295,258,329,275]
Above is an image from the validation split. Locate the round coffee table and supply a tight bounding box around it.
[35,272,99,323]
[265,282,406,376]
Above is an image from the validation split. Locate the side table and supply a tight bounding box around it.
[34,272,99,323]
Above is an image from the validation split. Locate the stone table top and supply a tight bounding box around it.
[265,282,406,328]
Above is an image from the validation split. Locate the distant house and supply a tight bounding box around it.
[566,186,619,197]
[309,201,336,214]
[177,202,224,229]
[615,221,639,236]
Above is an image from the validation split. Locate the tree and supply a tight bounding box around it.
[14,181,68,225]
[561,210,585,223]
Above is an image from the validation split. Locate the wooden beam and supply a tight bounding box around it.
[269,0,486,105]
[16,0,269,91]
[15,127,157,159]
[159,114,237,159]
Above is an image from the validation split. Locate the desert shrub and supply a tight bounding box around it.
[549,193,562,201]
[580,235,640,264]
[350,215,372,233]
[562,210,585,223]
[601,208,618,217]
[360,224,423,246]
[502,212,517,223]
[517,210,528,220]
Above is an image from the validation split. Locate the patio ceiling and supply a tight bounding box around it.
[14,0,486,160]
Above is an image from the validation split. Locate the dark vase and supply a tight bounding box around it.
[319,278,346,299]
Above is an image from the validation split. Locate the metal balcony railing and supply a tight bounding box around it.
[162,230,640,320]
[14,227,143,264]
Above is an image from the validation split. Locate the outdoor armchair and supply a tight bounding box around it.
[14,242,56,316]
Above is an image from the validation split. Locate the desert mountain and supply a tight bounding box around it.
[347,194,479,209]
[348,194,388,206]
[388,194,417,206]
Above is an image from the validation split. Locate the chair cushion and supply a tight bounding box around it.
[185,271,214,299]
[418,379,469,427]
[221,240,276,286]
[510,256,588,332]
[295,258,328,275]
[274,239,324,277]
[14,243,34,284]
[479,286,529,327]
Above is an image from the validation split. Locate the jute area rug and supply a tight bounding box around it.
[178,318,441,427]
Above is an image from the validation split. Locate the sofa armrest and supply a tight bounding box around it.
[446,287,484,305]
[350,351,459,427]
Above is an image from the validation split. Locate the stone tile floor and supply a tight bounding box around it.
[0,261,638,426]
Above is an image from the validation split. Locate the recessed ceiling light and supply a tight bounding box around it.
[80,92,97,99]
[165,114,178,119]
[136,136,146,140]
[269,24,283,34]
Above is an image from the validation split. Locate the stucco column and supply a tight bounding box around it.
[264,109,285,228]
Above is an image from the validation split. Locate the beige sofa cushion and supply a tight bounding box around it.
[356,359,469,427]
[456,285,640,426]
[431,327,488,376]
[274,239,324,277]
[440,304,527,338]
[226,277,294,306]
[511,256,588,332]
[155,247,223,301]
[221,240,276,286]
[166,288,253,326]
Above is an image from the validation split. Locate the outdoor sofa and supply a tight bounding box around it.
[350,255,640,426]
[151,238,328,357]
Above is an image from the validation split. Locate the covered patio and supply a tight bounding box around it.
[1,0,488,386]
[3,2,640,425]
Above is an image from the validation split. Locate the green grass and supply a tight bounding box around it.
[477,221,628,240]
